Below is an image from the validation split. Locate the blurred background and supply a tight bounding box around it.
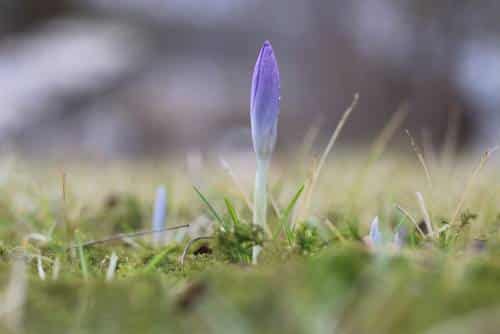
[0,0,499,159]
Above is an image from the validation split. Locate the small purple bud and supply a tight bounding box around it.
[152,186,167,246]
[393,226,407,249]
[369,216,383,247]
[250,41,280,160]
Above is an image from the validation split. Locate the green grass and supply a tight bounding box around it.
[0,152,500,333]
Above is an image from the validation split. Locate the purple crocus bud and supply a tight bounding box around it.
[250,41,280,160]
[369,216,383,247]
[393,225,407,250]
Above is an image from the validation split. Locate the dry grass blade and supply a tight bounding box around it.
[324,219,347,243]
[416,192,433,236]
[450,146,499,226]
[219,158,253,210]
[300,93,359,220]
[269,193,282,219]
[405,129,433,189]
[293,159,316,227]
[395,204,426,238]
[349,106,408,203]
[367,106,408,164]
[37,254,46,280]
[21,233,49,247]
[441,110,461,164]
[106,252,119,282]
[314,94,359,182]
[298,117,323,160]
[421,128,438,169]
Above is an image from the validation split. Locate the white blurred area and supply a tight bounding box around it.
[0,19,147,129]
[0,19,155,156]
[0,0,499,158]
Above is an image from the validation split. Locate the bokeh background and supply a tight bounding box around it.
[1,0,499,158]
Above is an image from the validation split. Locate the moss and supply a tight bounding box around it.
[214,223,265,263]
[293,222,323,255]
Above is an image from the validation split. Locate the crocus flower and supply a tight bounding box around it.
[250,41,280,264]
[250,40,280,160]
[152,185,167,246]
[365,217,407,251]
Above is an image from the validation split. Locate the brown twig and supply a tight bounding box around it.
[67,224,190,249]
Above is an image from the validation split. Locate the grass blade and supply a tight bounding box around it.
[193,186,226,229]
[405,129,433,189]
[144,248,174,273]
[300,94,359,220]
[220,158,253,210]
[450,146,499,227]
[224,198,240,226]
[273,184,305,244]
[75,233,89,281]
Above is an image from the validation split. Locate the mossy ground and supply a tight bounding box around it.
[1,151,500,334]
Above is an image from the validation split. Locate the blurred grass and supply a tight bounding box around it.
[0,151,500,333]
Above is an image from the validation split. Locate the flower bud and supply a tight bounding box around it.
[250,41,280,160]
[369,216,383,247]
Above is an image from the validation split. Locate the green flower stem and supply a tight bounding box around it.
[253,158,270,264]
